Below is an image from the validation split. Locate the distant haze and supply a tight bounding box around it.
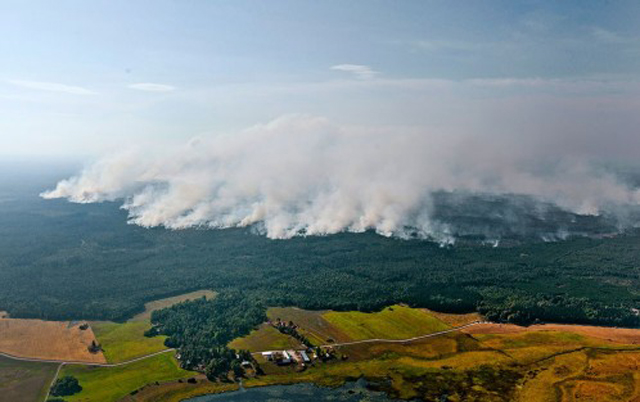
[43,109,640,242]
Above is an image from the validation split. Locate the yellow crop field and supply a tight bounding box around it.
[0,318,106,363]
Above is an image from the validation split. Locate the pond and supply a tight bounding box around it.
[184,379,410,401]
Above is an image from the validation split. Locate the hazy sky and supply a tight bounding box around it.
[2,0,639,158]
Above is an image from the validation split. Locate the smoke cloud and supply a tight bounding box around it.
[42,114,640,241]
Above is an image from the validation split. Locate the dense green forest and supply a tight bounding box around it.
[0,166,639,330]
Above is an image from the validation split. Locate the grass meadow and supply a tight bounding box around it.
[322,304,451,341]
[91,320,168,363]
[61,352,193,402]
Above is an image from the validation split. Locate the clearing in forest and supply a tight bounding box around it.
[228,323,304,352]
[130,290,217,322]
[0,355,59,402]
[0,318,106,363]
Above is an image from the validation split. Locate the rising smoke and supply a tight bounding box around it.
[42,114,640,242]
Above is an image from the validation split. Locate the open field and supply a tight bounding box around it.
[515,349,640,402]
[322,305,451,341]
[91,320,168,363]
[267,307,348,345]
[463,322,640,344]
[130,290,217,322]
[228,323,303,352]
[242,306,640,401]
[422,309,482,327]
[0,355,58,402]
[0,318,106,363]
[267,305,451,346]
[61,352,193,402]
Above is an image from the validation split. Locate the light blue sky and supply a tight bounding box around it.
[1,0,639,158]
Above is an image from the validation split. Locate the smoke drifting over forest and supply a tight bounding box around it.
[42,114,640,242]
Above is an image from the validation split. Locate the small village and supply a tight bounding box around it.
[258,318,338,370]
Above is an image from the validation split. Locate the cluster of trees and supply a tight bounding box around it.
[50,376,82,397]
[273,320,314,348]
[146,292,264,380]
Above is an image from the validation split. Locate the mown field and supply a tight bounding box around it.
[0,319,105,363]
[0,355,58,402]
[322,305,451,341]
[91,321,168,363]
[61,352,194,402]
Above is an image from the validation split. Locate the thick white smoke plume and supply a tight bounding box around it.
[42,114,640,240]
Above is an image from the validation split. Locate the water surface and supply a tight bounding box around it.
[185,379,407,401]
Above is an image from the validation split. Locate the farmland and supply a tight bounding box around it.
[60,351,193,402]
[2,303,638,401]
[0,318,105,363]
[228,323,303,352]
[0,355,58,402]
[91,321,168,363]
[188,306,640,402]
[322,305,451,341]
[92,290,216,363]
[266,305,452,346]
